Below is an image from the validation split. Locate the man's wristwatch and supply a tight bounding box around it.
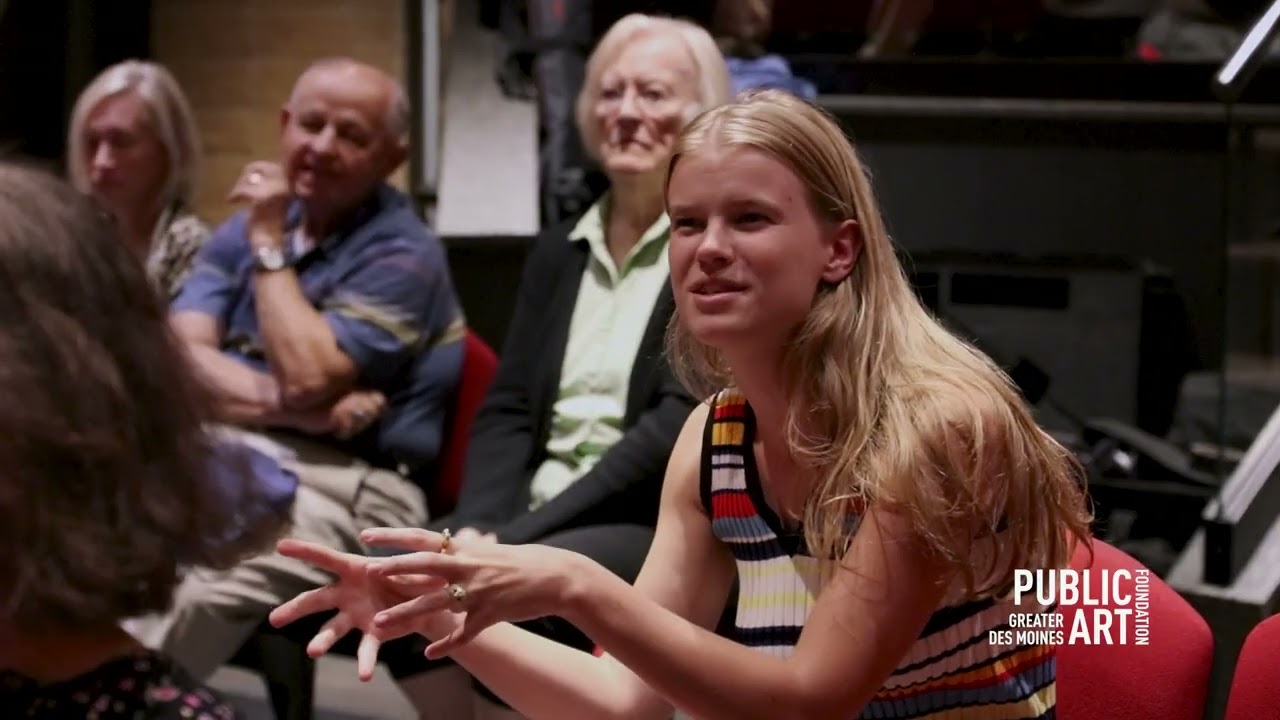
[252,245,288,273]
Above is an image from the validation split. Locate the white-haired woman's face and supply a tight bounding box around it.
[593,33,700,179]
[82,91,169,216]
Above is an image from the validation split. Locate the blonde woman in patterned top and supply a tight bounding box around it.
[270,90,1092,719]
[68,59,209,299]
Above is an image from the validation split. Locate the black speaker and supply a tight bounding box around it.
[907,252,1199,436]
[0,0,150,165]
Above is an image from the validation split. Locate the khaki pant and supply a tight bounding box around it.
[127,429,427,680]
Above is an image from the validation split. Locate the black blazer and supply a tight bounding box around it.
[436,217,696,544]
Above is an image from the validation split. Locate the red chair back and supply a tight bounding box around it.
[429,330,497,516]
[1225,613,1280,720]
[1056,539,1214,720]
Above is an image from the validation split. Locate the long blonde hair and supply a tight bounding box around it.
[666,90,1090,597]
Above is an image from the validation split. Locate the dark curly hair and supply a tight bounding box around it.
[0,162,284,631]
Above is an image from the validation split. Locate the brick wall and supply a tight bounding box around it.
[151,0,409,224]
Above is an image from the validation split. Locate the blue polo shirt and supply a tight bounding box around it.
[172,184,465,478]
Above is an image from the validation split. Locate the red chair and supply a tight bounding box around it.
[428,329,498,516]
[1056,539,1214,720]
[1225,613,1280,720]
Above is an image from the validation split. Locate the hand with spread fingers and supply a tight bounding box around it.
[361,527,589,660]
[268,537,445,681]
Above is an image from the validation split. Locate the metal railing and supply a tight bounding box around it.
[1201,0,1280,587]
[407,0,444,217]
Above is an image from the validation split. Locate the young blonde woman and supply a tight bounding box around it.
[271,90,1091,720]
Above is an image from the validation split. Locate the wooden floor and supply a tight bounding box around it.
[208,655,685,719]
[210,658,417,720]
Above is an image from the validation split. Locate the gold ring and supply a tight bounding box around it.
[439,528,452,554]
[447,583,467,604]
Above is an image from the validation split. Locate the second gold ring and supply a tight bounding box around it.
[448,583,467,604]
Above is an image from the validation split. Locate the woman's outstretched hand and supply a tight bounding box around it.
[267,537,446,681]
[363,527,593,660]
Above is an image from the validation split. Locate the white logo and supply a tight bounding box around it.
[986,568,1151,646]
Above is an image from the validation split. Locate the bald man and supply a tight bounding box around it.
[130,58,465,678]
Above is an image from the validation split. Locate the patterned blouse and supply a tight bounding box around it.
[702,389,1058,719]
[146,202,211,301]
[1,649,242,718]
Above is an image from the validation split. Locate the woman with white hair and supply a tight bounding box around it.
[374,13,731,718]
[67,60,209,299]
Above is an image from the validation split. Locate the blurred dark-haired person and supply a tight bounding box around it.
[67,59,210,299]
[0,162,287,718]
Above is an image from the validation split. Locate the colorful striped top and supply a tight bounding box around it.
[701,389,1057,719]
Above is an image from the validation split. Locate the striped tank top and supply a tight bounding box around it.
[702,389,1057,719]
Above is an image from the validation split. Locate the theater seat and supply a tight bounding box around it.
[229,329,498,719]
[1225,613,1280,720]
[1056,539,1214,720]
[429,329,498,516]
